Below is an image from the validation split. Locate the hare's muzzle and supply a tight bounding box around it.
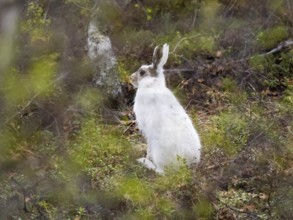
[129,73,137,83]
[129,73,138,88]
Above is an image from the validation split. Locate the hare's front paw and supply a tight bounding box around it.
[137,158,164,174]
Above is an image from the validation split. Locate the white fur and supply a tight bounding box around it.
[131,44,201,173]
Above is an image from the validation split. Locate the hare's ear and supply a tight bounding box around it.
[152,44,169,70]
[152,45,162,69]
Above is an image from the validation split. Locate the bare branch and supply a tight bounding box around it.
[68,1,92,11]
[164,68,195,73]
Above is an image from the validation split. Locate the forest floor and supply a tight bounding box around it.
[1,1,293,217]
[1,50,293,219]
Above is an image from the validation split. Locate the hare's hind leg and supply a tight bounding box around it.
[137,158,164,174]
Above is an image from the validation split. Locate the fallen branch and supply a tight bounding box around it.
[260,39,293,56]
[165,68,195,74]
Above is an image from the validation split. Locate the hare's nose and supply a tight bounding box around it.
[129,74,135,82]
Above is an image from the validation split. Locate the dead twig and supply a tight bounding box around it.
[10,177,29,212]
[215,197,255,215]
[169,34,200,55]
[122,121,136,136]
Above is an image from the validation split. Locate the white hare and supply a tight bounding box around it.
[130,44,201,174]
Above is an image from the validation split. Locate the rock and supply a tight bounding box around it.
[87,22,122,97]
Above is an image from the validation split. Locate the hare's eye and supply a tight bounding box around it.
[140,70,146,76]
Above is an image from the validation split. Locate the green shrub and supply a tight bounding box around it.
[203,111,250,156]
[257,26,288,49]
[193,196,214,218]
[250,50,293,88]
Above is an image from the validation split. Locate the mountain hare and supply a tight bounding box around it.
[130,44,201,174]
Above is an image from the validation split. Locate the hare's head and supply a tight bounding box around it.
[130,44,169,88]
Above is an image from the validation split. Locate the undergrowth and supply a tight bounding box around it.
[1,0,293,219]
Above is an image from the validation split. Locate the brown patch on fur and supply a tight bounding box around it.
[149,66,157,77]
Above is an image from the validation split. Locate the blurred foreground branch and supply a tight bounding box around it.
[4,73,69,125]
[0,0,22,73]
